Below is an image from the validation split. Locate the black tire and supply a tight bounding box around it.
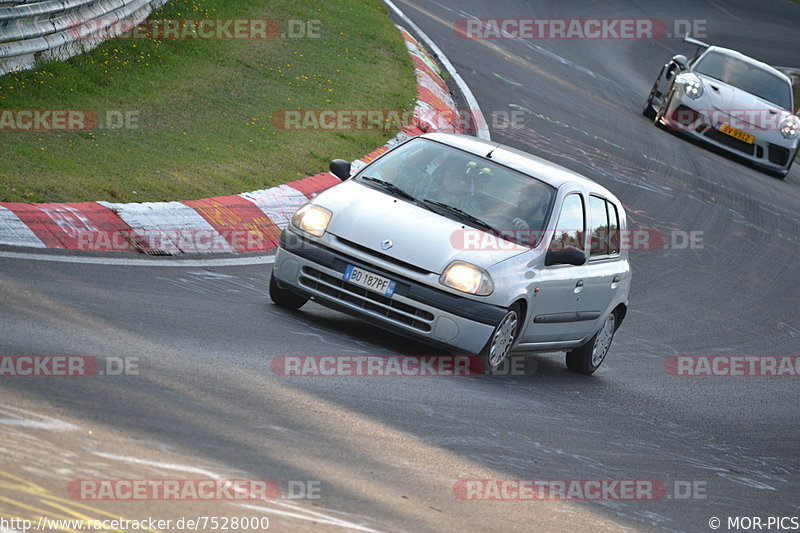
[642,101,657,120]
[643,82,658,119]
[478,303,521,375]
[566,312,617,375]
[269,273,309,310]
[653,88,670,127]
[643,68,665,119]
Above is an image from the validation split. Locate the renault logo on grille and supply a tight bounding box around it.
[381,239,393,250]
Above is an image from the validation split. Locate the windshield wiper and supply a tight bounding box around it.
[422,199,498,234]
[360,176,417,201]
[359,176,433,211]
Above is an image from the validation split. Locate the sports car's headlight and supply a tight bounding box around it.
[682,76,704,99]
[779,115,800,139]
[291,204,332,237]
[439,261,494,296]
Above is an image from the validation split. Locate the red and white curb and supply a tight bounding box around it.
[0,26,462,255]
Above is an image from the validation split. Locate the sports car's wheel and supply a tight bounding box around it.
[479,304,521,374]
[643,76,661,119]
[653,87,673,128]
[566,312,616,375]
[269,273,309,310]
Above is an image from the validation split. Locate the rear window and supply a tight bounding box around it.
[589,195,620,257]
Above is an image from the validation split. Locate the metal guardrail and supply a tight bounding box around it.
[0,0,170,76]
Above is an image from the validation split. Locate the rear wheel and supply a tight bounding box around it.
[269,273,309,310]
[479,304,521,374]
[566,312,616,375]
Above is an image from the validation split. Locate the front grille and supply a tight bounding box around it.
[703,129,755,155]
[299,267,435,332]
[768,144,790,166]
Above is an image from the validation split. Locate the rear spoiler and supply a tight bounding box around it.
[683,34,710,49]
[682,34,710,60]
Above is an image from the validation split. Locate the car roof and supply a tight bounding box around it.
[698,46,792,84]
[420,132,619,200]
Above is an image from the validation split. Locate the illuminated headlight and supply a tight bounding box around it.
[682,76,704,99]
[779,115,800,139]
[439,261,494,296]
[291,204,332,237]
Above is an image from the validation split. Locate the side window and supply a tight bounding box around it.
[550,193,585,251]
[607,202,620,255]
[589,196,609,256]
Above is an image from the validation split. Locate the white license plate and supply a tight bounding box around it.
[343,265,396,296]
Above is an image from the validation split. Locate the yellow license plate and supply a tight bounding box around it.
[718,123,754,144]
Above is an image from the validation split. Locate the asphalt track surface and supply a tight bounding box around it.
[1,1,799,532]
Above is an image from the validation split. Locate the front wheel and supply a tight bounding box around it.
[269,273,309,310]
[643,79,660,119]
[479,304,521,374]
[566,312,616,375]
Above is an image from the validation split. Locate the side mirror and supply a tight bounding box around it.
[671,54,688,71]
[545,247,587,267]
[329,159,351,181]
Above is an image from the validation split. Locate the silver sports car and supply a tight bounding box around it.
[644,36,799,178]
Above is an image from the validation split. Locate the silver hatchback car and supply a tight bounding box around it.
[270,133,631,374]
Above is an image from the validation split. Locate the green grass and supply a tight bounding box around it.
[0,0,416,203]
[794,83,799,112]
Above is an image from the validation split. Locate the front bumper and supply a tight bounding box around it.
[272,229,504,354]
[660,98,798,174]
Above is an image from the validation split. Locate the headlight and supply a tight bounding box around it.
[291,204,332,237]
[682,76,704,99]
[439,261,494,296]
[780,115,800,139]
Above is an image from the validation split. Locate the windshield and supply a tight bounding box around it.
[354,138,556,247]
[693,51,792,109]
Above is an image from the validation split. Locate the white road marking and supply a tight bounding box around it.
[0,404,80,431]
[0,250,275,267]
[383,0,491,140]
[89,451,384,533]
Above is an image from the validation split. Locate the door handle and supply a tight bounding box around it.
[574,280,584,294]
